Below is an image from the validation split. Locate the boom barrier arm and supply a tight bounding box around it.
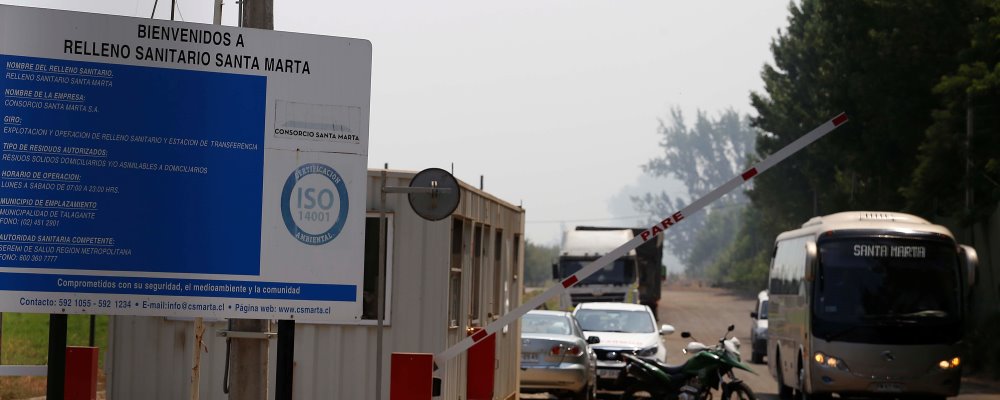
[433,112,849,368]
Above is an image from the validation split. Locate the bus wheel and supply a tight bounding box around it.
[797,358,829,400]
[776,352,793,400]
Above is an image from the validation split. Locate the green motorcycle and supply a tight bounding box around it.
[619,325,757,400]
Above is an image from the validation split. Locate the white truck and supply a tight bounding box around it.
[552,227,664,315]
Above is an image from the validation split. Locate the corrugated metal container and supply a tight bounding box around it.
[106,169,525,400]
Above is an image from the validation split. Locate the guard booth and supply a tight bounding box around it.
[105,169,526,400]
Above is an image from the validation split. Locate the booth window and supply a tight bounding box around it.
[448,218,464,328]
[470,224,483,325]
[492,229,504,319]
[362,214,393,322]
[513,234,521,282]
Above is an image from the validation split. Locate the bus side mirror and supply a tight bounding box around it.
[804,241,818,281]
[960,245,977,287]
[551,263,559,280]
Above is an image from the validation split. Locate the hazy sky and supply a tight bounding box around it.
[7,0,792,248]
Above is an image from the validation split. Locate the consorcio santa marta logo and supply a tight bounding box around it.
[280,163,349,245]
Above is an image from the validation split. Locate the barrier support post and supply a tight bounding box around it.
[65,346,99,400]
[390,353,433,400]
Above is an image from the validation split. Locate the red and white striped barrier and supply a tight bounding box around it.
[433,112,849,368]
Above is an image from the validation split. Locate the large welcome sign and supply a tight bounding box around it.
[0,5,371,323]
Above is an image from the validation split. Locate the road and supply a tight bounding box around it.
[656,284,1000,400]
[523,283,1000,400]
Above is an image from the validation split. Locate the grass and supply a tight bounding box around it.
[0,313,108,399]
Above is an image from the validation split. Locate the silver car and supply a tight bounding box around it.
[520,310,599,400]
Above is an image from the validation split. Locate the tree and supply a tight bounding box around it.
[694,0,978,289]
[751,0,972,225]
[632,108,755,277]
[905,0,1000,222]
[523,239,559,287]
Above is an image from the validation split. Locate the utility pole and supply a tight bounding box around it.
[243,0,273,30]
[191,8,228,399]
[213,0,224,25]
[228,4,274,400]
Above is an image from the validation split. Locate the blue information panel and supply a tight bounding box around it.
[2,54,266,275]
[0,5,372,322]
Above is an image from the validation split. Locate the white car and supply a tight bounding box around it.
[572,302,674,390]
[749,289,768,364]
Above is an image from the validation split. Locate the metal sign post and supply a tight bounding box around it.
[46,314,67,398]
[434,113,849,368]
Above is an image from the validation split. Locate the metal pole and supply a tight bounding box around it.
[376,169,388,400]
[170,0,176,20]
[88,315,95,347]
[275,320,295,400]
[47,314,67,399]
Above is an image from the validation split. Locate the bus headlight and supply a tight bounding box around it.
[814,352,849,371]
[938,357,960,370]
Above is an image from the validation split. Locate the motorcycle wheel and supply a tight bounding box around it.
[722,382,756,400]
[621,386,654,399]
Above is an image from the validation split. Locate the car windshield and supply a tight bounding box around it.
[575,309,654,333]
[522,313,573,335]
[759,300,768,319]
[815,238,960,325]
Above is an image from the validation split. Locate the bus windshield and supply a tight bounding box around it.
[814,237,960,334]
[558,259,635,286]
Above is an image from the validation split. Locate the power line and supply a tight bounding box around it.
[526,215,646,224]
[527,202,750,224]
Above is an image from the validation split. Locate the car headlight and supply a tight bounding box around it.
[938,357,960,370]
[813,352,849,372]
[638,346,658,357]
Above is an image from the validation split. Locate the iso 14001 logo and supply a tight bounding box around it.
[280,163,349,245]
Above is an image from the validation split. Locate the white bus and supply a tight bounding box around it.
[767,211,977,400]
